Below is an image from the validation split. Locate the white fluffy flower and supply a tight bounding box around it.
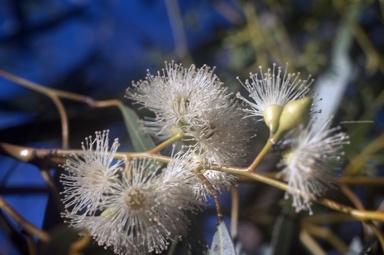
[237,64,312,118]
[126,62,228,139]
[278,116,349,213]
[180,98,253,199]
[63,155,203,255]
[60,130,124,215]
[185,97,254,166]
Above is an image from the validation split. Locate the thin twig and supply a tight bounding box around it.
[230,186,239,238]
[300,228,326,255]
[0,69,69,148]
[165,0,193,64]
[194,167,223,221]
[69,232,91,255]
[26,234,37,255]
[304,223,348,254]
[3,142,384,223]
[340,184,369,238]
[0,196,50,242]
[365,221,384,253]
[247,130,282,172]
[148,133,183,154]
[344,133,384,175]
[40,168,65,212]
[337,176,384,185]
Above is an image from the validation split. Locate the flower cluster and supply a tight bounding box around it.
[236,64,348,213]
[60,62,350,255]
[127,62,253,165]
[61,132,203,255]
[127,62,254,196]
[60,130,123,215]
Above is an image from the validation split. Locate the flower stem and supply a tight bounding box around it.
[365,221,384,253]
[2,142,384,223]
[69,232,91,255]
[0,69,69,148]
[316,198,384,222]
[214,165,384,222]
[148,133,183,154]
[0,196,50,242]
[194,167,223,221]
[230,186,239,238]
[247,130,282,172]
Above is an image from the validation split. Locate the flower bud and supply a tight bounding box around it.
[282,149,293,165]
[278,97,312,132]
[100,207,114,218]
[263,104,283,134]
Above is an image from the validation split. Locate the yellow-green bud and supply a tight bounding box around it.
[278,97,312,132]
[171,124,184,136]
[282,149,293,164]
[100,207,115,219]
[263,104,283,134]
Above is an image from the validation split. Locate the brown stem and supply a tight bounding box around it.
[337,176,384,185]
[304,223,348,254]
[69,232,91,255]
[365,221,384,253]
[247,131,281,172]
[0,196,50,242]
[2,142,384,224]
[51,95,69,148]
[213,165,384,222]
[300,228,326,255]
[340,185,369,238]
[148,133,183,154]
[41,168,65,212]
[0,142,67,166]
[0,69,90,101]
[0,69,69,148]
[26,234,37,255]
[194,168,223,221]
[344,133,384,175]
[230,186,239,238]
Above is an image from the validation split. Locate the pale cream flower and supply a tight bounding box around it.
[60,130,124,215]
[180,98,253,199]
[278,116,349,213]
[126,62,228,139]
[186,97,254,166]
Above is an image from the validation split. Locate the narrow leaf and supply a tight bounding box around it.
[270,207,298,255]
[118,104,155,152]
[184,215,209,255]
[210,220,237,255]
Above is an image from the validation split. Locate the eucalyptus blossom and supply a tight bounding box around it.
[278,115,349,213]
[237,64,313,134]
[60,130,124,215]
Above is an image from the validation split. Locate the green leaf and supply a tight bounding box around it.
[118,104,155,152]
[270,207,299,255]
[210,220,237,255]
[183,215,209,255]
[167,239,179,255]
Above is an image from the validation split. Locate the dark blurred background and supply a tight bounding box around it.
[0,0,383,254]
